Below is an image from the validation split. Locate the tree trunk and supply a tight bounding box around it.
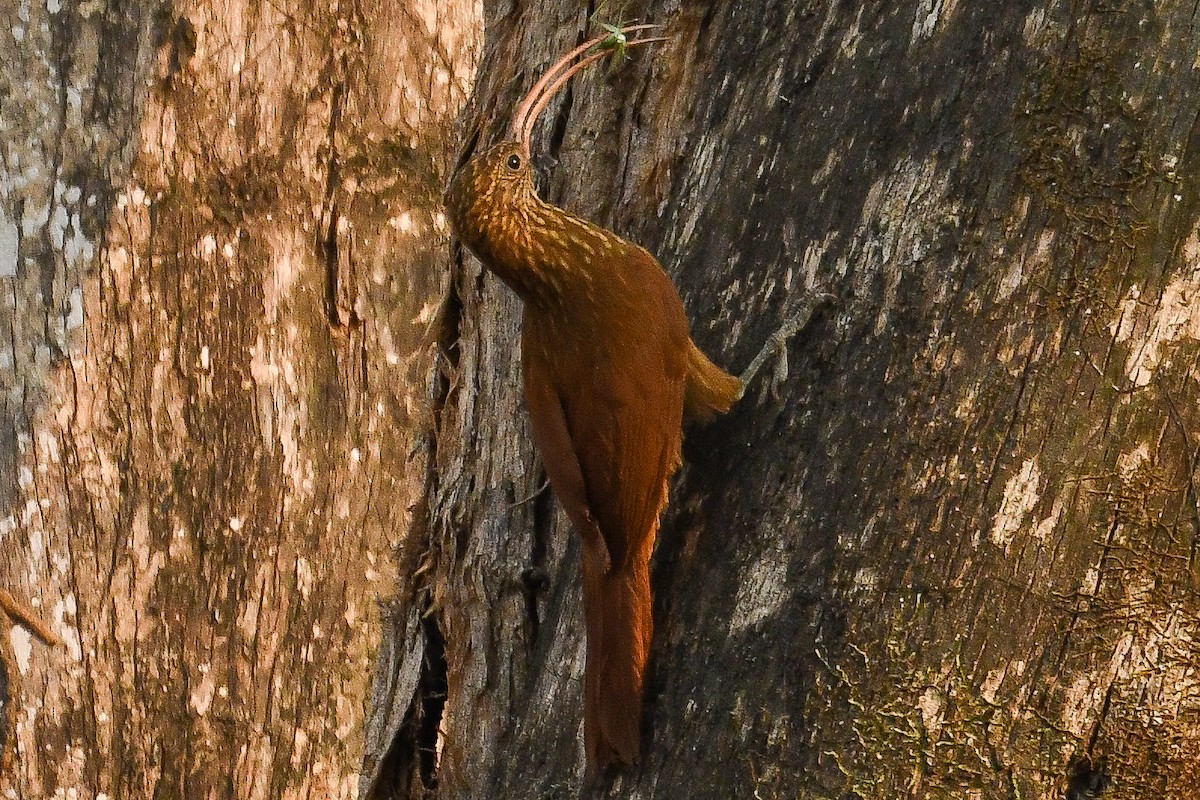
[0,0,476,796]
[367,1,1200,798]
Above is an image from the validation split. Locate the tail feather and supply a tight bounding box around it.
[683,340,741,424]
[582,553,652,769]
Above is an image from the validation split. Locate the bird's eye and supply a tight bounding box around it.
[506,154,521,170]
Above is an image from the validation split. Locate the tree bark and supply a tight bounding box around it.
[0,0,476,796]
[368,1,1200,798]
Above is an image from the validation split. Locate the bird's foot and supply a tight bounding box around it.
[737,291,834,402]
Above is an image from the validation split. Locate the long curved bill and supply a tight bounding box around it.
[511,25,667,159]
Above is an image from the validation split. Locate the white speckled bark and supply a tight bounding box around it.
[0,0,478,795]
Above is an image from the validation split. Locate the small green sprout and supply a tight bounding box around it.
[589,2,637,69]
[597,22,628,60]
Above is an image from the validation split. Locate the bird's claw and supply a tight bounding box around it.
[737,290,834,401]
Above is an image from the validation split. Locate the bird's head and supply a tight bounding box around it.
[445,24,664,256]
[444,140,535,255]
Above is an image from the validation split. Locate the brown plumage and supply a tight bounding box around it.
[444,27,740,770]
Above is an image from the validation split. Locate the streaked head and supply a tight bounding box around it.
[444,26,665,270]
[447,24,665,223]
[444,140,536,259]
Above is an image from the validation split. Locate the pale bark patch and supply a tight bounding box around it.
[1118,441,1151,476]
[989,458,1042,551]
[729,545,791,633]
[917,685,944,740]
[999,229,1055,301]
[1113,259,1200,386]
[851,157,954,336]
[910,0,958,46]
[7,628,32,675]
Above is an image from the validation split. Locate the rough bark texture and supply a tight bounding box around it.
[370,1,1200,798]
[0,0,477,796]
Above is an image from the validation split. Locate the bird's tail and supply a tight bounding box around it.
[683,339,742,424]
[582,550,653,770]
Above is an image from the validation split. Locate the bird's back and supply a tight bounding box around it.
[522,239,689,562]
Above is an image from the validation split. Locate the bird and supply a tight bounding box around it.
[443,25,820,770]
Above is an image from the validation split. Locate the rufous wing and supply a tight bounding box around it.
[519,252,690,769]
[522,341,612,575]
